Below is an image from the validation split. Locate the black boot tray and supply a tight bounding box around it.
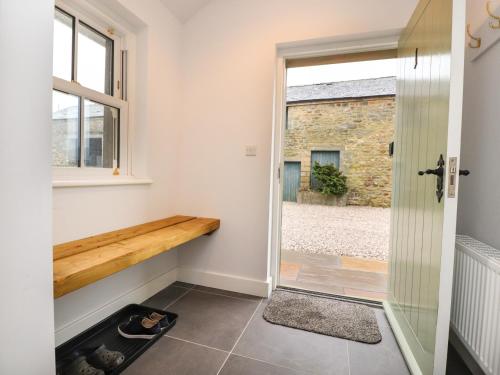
[56,304,177,374]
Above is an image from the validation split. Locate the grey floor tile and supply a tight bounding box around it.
[233,302,349,375]
[219,354,310,375]
[122,336,227,375]
[172,281,195,289]
[167,290,261,351]
[348,309,409,375]
[141,285,190,309]
[193,285,262,301]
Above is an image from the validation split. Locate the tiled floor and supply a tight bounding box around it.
[281,250,388,301]
[123,282,409,375]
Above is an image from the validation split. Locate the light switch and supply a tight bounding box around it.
[245,145,257,156]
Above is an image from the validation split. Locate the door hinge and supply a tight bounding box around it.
[278,166,281,180]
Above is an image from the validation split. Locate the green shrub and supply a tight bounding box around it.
[312,161,348,196]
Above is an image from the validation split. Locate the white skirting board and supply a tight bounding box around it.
[55,267,270,345]
[55,268,178,346]
[177,267,272,298]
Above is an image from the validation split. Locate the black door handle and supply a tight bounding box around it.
[417,154,445,203]
[459,170,470,176]
[418,167,444,177]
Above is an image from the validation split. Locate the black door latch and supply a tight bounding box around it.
[418,154,445,203]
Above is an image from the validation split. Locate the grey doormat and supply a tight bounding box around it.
[263,290,382,344]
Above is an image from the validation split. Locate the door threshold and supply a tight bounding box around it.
[276,285,383,309]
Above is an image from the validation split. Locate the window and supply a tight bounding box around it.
[52,5,127,175]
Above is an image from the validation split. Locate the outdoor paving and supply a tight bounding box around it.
[280,250,388,301]
[282,202,390,261]
[280,202,390,300]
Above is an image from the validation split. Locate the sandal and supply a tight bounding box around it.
[62,356,104,375]
[86,344,125,371]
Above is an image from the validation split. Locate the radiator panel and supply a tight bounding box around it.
[452,235,500,375]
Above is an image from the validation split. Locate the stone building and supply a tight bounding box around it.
[284,76,396,207]
[52,102,115,168]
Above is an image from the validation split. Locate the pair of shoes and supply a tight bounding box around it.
[118,312,171,339]
[62,345,125,375]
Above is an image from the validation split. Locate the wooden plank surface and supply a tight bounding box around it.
[286,49,397,68]
[53,215,195,260]
[53,217,219,298]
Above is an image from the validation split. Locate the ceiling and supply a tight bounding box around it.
[160,0,212,23]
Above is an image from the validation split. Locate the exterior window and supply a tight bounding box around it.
[83,100,118,168]
[52,91,80,167]
[53,9,73,81]
[52,5,127,174]
[77,22,114,95]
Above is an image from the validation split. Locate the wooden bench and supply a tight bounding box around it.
[53,215,220,298]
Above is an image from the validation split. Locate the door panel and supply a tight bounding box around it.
[283,162,301,202]
[386,0,465,374]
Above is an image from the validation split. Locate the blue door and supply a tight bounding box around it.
[283,162,301,202]
[310,151,340,190]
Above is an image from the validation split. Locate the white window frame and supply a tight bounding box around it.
[53,1,130,180]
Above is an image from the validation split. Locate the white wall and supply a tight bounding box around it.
[176,0,417,288]
[0,1,56,373]
[53,0,185,345]
[457,1,500,250]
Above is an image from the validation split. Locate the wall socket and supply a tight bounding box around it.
[245,145,257,156]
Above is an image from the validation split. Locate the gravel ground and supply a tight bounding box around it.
[282,202,390,261]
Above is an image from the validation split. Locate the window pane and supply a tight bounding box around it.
[52,91,80,167]
[84,100,118,168]
[78,23,113,95]
[53,8,74,81]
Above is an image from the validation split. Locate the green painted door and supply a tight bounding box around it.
[387,0,465,374]
[283,162,301,202]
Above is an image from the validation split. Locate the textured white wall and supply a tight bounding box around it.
[53,0,184,344]
[457,1,500,250]
[0,0,56,373]
[176,0,417,283]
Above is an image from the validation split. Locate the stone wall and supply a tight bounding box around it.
[284,96,395,207]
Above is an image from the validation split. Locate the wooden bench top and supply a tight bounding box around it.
[53,215,220,298]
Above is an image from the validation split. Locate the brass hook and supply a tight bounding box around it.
[487,1,500,29]
[467,24,482,48]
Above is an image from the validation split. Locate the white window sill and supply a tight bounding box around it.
[52,177,153,188]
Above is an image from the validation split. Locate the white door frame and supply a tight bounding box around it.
[267,30,402,291]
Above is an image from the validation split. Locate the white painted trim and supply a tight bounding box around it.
[268,31,401,291]
[276,29,402,58]
[383,301,423,375]
[433,1,466,374]
[177,267,271,298]
[52,177,153,188]
[55,268,177,346]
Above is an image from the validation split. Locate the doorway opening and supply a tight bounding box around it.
[278,51,398,302]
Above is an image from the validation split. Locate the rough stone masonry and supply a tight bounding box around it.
[285,77,396,208]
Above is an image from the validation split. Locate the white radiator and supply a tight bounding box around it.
[452,235,500,375]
